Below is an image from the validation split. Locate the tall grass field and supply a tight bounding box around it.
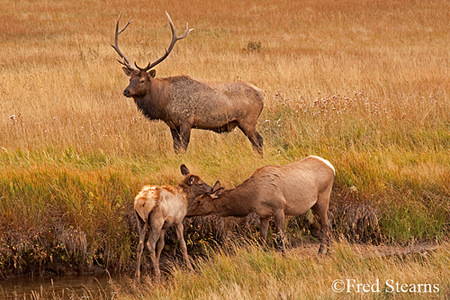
[1,0,449,298]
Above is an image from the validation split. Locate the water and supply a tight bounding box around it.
[0,274,116,300]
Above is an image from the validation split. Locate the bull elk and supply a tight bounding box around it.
[112,13,264,154]
[134,164,213,280]
[187,156,335,254]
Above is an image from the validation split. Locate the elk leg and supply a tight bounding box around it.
[260,217,270,242]
[312,202,331,255]
[255,132,263,151]
[156,228,167,261]
[170,125,191,153]
[170,128,183,153]
[238,123,263,155]
[135,220,148,279]
[273,210,286,253]
[146,224,163,280]
[179,124,192,152]
[175,222,193,271]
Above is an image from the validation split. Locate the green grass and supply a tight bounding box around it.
[110,242,450,299]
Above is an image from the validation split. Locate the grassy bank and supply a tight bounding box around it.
[14,242,450,299]
[112,242,450,300]
[1,0,450,284]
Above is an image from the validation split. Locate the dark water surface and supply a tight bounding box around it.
[0,274,116,300]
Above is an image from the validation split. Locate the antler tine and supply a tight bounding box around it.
[166,11,194,39]
[111,13,137,71]
[135,61,151,70]
[136,12,194,72]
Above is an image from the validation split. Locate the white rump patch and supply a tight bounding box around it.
[309,155,335,174]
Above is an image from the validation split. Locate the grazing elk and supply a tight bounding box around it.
[112,13,264,154]
[134,164,213,280]
[187,156,335,254]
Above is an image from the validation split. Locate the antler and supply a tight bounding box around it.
[111,12,137,71]
[135,12,194,72]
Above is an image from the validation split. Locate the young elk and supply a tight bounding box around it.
[134,165,213,280]
[187,156,335,254]
[112,13,264,154]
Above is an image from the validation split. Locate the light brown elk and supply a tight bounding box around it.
[112,13,264,154]
[187,156,335,254]
[134,164,213,280]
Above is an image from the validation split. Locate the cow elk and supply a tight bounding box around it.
[134,164,213,280]
[112,13,264,154]
[187,156,335,254]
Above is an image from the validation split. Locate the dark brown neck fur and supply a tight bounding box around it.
[132,79,164,120]
[214,181,257,217]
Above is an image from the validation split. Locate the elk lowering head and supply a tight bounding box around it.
[187,156,335,254]
[112,12,193,98]
[188,181,224,216]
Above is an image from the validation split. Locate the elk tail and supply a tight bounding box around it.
[134,186,161,223]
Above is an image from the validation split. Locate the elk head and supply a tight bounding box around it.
[179,164,214,201]
[187,181,224,216]
[112,12,193,98]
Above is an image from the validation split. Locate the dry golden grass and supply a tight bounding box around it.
[2,0,450,154]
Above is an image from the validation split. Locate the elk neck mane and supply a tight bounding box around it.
[132,77,164,120]
[133,75,200,121]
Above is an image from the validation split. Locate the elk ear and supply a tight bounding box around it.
[188,176,195,186]
[212,181,221,192]
[216,187,225,196]
[149,69,156,78]
[180,164,190,176]
[122,67,133,76]
[211,187,225,199]
[211,181,224,198]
